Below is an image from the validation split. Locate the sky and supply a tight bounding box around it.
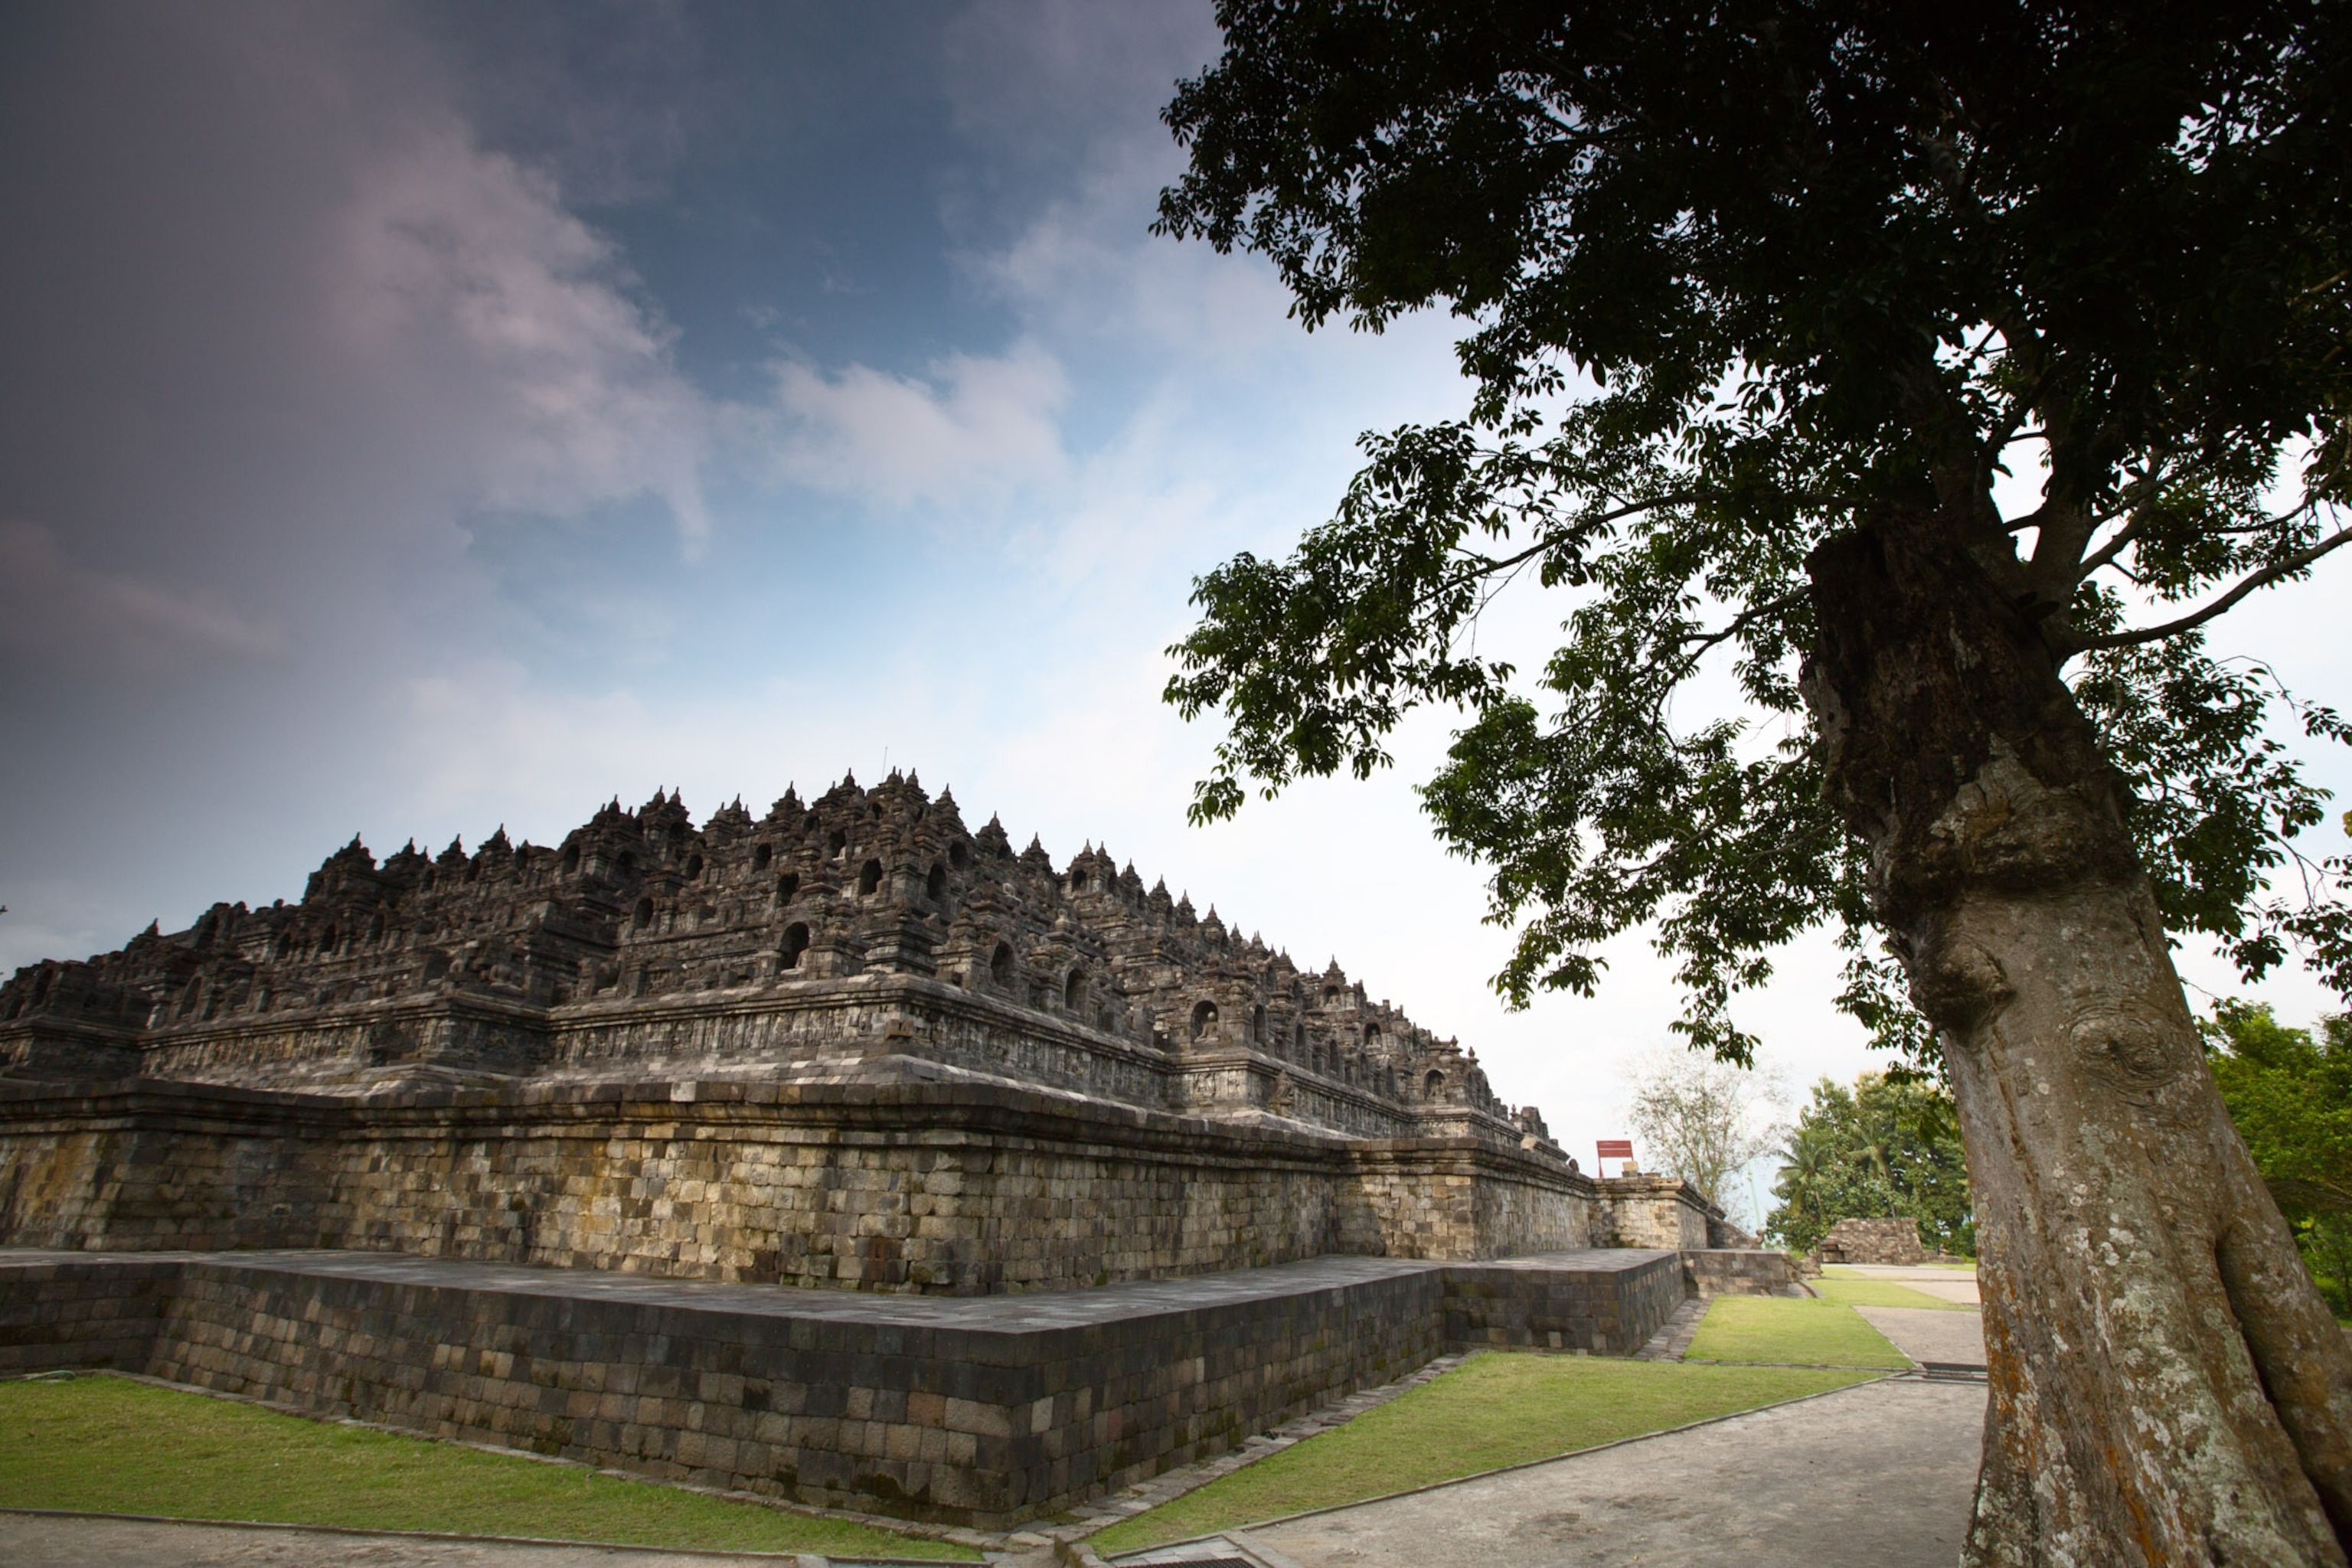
[3,1,2347,1233]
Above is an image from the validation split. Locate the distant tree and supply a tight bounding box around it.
[1155,5,2352,1559]
[1769,1121,1847,1248]
[1766,1073,1974,1256]
[1622,1047,1784,1217]
[2210,1002,2352,1313]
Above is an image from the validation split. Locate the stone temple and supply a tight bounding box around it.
[0,774,1791,1528]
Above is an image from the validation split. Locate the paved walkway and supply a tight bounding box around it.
[1856,1305,1986,1372]
[1113,1279,1993,1568]
[1138,1377,1986,1568]
[1829,1264,1987,1375]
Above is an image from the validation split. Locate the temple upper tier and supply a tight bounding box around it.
[0,772,1559,1156]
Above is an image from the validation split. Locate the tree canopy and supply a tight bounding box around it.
[1766,1071,1975,1256]
[2210,1001,2352,1310]
[1155,2,2352,1065]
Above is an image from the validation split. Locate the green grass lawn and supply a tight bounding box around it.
[0,1374,977,1560]
[1683,1295,1915,1368]
[1821,1262,1975,1275]
[1812,1276,1975,1312]
[1087,1352,1877,1556]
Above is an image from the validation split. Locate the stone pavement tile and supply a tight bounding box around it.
[0,1514,834,1567]
[1239,1377,1984,1568]
[1852,1305,1986,1371]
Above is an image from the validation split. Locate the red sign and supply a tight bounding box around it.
[1596,1138,1634,1160]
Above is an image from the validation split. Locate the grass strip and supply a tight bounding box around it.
[1684,1295,1914,1368]
[1087,1353,1876,1557]
[1820,1263,1975,1276]
[1813,1277,1975,1312]
[0,1374,977,1560]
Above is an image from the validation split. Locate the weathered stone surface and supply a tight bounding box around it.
[1595,1173,1726,1250]
[1442,1248,1687,1351]
[1681,1248,1807,1298]
[0,1073,1590,1291]
[0,775,1541,1143]
[0,1246,1699,1527]
[1816,1217,1927,1266]
[0,776,1717,1292]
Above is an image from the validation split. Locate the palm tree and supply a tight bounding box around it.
[1774,1127,1838,1245]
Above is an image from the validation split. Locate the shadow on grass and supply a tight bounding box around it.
[0,1374,977,1560]
[1087,1351,1877,1557]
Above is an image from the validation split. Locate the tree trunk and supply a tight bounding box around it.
[1802,511,2352,1566]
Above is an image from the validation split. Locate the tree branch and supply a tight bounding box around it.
[1434,492,1696,600]
[2073,514,2147,584]
[2028,500,2102,601]
[1677,587,1809,659]
[2068,525,2352,653]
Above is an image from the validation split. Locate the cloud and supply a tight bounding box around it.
[940,2,1219,183]
[956,109,1324,375]
[0,521,281,674]
[0,2,743,984]
[332,122,714,551]
[761,341,1070,510]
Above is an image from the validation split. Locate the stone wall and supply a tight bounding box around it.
[0,1073,1590,1295]
[1681,1248,1805,1298]
[1347,1139,1593,1258]
[21,972,1543,1154]
[1592,1174,1720,1251]
[1442,1250,1685,1351]
[0,776,1619,1306]
[0,1246,1694,1527]
[1816,1217,1926,1266]
[0,1254,175,1374]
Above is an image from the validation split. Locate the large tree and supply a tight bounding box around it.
[1152,4,2352,1562]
